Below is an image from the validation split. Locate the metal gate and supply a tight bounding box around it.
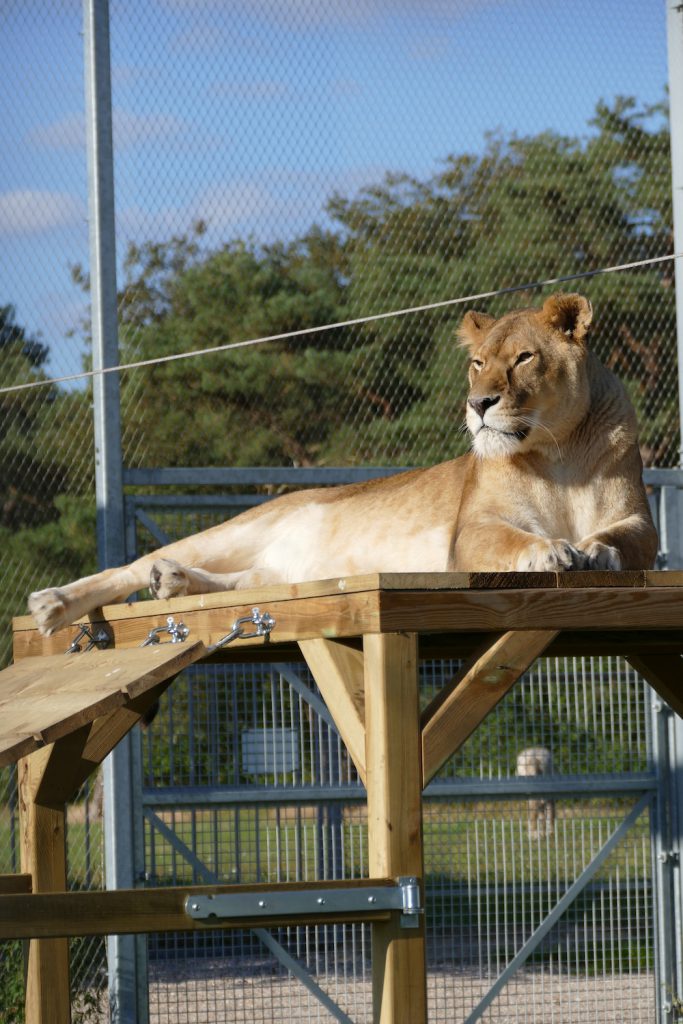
[102,467,683,1024]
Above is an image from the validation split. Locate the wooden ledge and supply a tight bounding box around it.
[11,571,683,661]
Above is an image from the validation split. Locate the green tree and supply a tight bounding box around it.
[106,95,676,472]
[115,225,368,468]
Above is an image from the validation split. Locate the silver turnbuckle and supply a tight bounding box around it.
[141,615,190,647]
[208,607,276,653]
[65,624,110,654]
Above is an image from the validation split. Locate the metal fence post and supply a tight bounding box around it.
[667,0,683,464]
[83,0,147,1020]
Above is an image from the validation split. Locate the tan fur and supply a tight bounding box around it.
[28,293,658,636]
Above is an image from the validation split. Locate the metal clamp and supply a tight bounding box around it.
[65,624,111,654]
[141,615,190,647]
[208,607,276,653]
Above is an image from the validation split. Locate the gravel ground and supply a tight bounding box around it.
[141,962,656,1023]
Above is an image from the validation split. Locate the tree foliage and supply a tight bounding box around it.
[110,95,676,470]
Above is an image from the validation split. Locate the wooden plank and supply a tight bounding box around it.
[12,573,539,638]
[0,874,31,895]
[13,591,381,659]
[0,879,394,940]
[0,642,206,768]
[555,570,645,589]
[379,588,683,634]
[364,632,426,1024]
[16,570,673,646]
[421,630,559,786]
[645,571,683,587]
[625,654,683,719]
[299,639,367,784]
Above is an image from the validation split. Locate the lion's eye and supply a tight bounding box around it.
[515,351,534,366]
[471,358,483,371]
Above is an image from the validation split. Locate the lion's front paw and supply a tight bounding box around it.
[516,538,588,572]
[28,588,70,636]
[149,558,190,600]
[577,539,623,570]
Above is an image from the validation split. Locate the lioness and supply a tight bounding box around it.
[29,292,658,637]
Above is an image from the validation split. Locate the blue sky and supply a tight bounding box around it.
[1,0,670,380]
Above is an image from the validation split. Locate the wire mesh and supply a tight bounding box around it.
[104,0,676,476]
[0,1,677,1022]
[137,618,658,1024]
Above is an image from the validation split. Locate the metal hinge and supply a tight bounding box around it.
[65,624,111,654]
[141,615,190,647]
[207,607,276,653]
[185,877,422,929]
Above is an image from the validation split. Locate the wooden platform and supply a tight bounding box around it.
[12,570,683,661]
[5,570,683,1024]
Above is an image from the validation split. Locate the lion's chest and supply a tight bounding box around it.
[512,476,602,543]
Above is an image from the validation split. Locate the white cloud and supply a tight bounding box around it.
[28,110,186,151]
[116,162,393,248]
[0,190,85,236]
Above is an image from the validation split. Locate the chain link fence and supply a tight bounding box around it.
[0,0,677,1022]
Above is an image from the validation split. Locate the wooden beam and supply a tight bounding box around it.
[0,880,394,940]
[299,638,366,784]
[13,591,382,659]
[379,587,683,634]
[19,746,72,1024]
[421,629,558,786]
[364,632,426,1024]
[626,653,683,719]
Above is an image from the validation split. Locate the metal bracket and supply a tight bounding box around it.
[65,623,111,654]
[141,615,190,647]
[185,877,422,929]
[207,607,276,653]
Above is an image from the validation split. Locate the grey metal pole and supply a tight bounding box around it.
[83,1,147,1021]
[668,0,683,464]
[83,0,124,559]
[666,4,683,1015]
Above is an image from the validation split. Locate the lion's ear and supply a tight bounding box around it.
[458,309,495,351]
[539,292,593,343]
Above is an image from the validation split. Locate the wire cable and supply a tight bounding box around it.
[1,250,680,397]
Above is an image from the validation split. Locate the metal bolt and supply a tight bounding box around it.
[367,896,376,904]
[258,899,266,907]
[317,897,326,905]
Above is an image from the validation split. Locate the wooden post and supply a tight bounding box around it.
[364,632,426,1024]
[19,746,72,1024]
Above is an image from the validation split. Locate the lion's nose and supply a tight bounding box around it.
[468,395,500,419]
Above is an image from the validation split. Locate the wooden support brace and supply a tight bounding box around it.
[364,632,426,1024]
[626,653,683,719]
[421,629,559,786]
[299,638,366,783]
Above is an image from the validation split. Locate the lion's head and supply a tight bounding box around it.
[458,292,594,459]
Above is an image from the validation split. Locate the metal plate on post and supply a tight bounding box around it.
[184,879,422,927]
